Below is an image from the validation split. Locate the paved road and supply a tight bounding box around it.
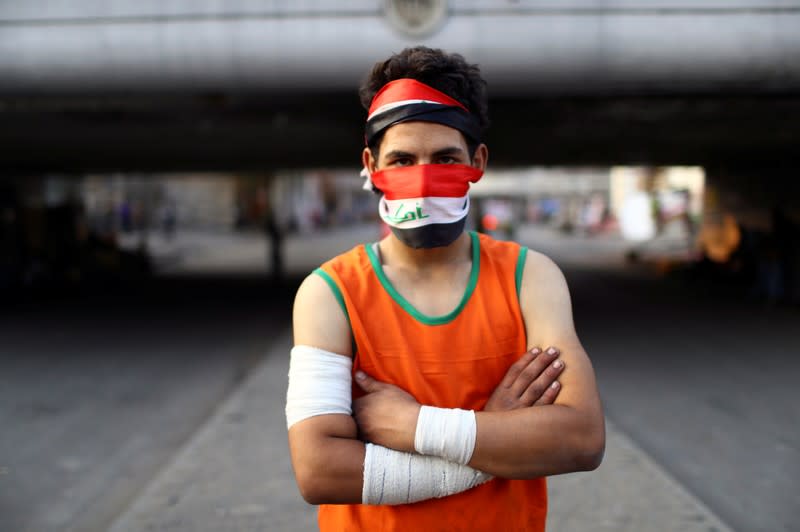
[2,224,797,531]
[519,225,800,532]
[0,227,370,532]
[119,225,381,276]
[107,329,731,532]
[0,280,293,532]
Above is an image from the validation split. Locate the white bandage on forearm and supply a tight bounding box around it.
[287,346,490,505]
[285,345,352,429]
[362,443,491,505]
[414,405,477,465]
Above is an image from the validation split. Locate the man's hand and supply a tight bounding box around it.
[352,347,563,452]
[353,371,420,453]
[484,347,564,412]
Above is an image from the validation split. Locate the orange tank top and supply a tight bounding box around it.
[314,231,547,532]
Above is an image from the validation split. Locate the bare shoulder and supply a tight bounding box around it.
[293,272,353,356]
[518,248,578,345]
[519,250,600,408]
[519,249,571,311]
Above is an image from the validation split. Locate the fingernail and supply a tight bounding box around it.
[553,360,563,369]
[547,347,557,355]
[531,348,541,355]
[355,371,366,380]
[551,381,560,389]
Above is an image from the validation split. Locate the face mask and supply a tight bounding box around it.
[387,209,468,249]
[370,164,483,248]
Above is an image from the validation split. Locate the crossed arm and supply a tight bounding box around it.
[288,249,604,504]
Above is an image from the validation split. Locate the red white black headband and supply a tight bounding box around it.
[364,78,482,147]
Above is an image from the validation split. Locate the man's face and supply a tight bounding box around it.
[362,121,487,173]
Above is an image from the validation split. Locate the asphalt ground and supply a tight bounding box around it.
[0,279,297,532]
[519,225,799,532]
[107,328,732,532]
[1,224,797,531]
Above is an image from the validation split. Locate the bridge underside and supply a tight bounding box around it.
[2,93,799,175]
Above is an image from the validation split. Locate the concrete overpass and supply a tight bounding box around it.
[1,1,799,232]
[1,1,799,171]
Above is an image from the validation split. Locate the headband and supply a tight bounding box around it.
[364,79,482,147]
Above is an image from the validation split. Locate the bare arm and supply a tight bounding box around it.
[290,264,573,504]
[289,274,548,504]
[288,273,364,504]
[355,251,605,479]
[469,251,605,478]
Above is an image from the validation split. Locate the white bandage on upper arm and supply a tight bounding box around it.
[362,443,492,505]
[287,345,490,505]
[285,345,352,429]
[414,405,477,465]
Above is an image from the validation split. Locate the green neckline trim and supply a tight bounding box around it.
[313,268,351,328]
[365,231,480,326]
[516,246,529,298]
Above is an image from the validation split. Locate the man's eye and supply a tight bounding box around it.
[391,159,412,166]
[438,156,457,164]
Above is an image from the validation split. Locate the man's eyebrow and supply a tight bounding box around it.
[432,146,466,157]
[382,146,466,160]
[383,150,415,160]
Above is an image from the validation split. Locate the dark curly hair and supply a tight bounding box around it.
[359,46,489,158]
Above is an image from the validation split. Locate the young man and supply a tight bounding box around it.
[287,47,604,531]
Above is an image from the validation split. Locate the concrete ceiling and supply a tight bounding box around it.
[1,93,799,175]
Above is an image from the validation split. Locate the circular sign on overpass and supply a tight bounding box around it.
[384,0,448,38]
